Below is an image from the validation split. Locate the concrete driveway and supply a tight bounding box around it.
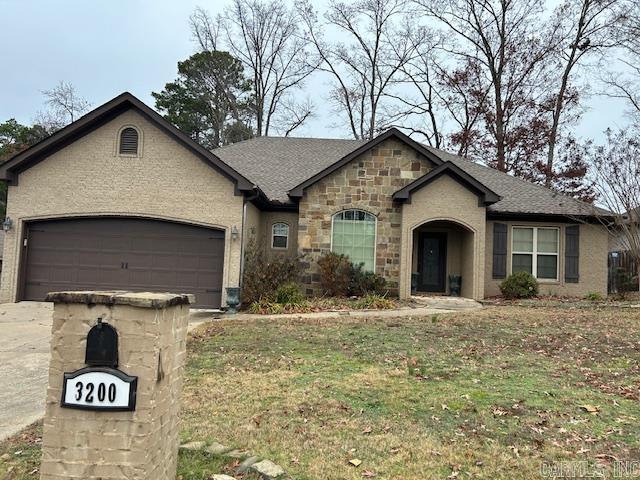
[0,301,53,441]
[0,302,221,442]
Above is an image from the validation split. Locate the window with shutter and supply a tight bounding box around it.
[119,127,139,155]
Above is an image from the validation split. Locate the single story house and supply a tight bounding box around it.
[0,93,609,308]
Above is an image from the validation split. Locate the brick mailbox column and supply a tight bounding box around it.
[40,291,192,480]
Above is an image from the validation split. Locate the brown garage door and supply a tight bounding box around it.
[22,218,225,308]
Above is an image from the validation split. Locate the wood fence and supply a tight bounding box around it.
[608,250,639,293]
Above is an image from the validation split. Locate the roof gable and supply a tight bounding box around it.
[287,128,444,199]
[393,162,501,206]
[0,92,257,193]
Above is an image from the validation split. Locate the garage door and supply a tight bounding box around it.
[22,218,225,308]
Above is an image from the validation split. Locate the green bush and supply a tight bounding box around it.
[499,271,539,299]
[584,291,604,301]
[242,239,303,306]
[317,252,352,296]
[317,252,387,297]
[274,282,305,305]
[349,262,387,296]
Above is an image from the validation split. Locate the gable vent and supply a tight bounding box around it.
[119,127,139,155]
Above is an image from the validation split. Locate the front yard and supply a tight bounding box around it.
[2,305,639,479]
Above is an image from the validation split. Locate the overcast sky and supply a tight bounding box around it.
[0,0,632,144]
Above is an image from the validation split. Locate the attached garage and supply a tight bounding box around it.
[21,218,225,308]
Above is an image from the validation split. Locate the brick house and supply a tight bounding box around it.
[0,93,610,308]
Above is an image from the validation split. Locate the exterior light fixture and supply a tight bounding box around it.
[231,225,239,241]
[2,217,13,232]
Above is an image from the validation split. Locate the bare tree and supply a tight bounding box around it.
[589,128,640,273]
[37,81,91,130]
[602,1,640,125]
[191,0,316,136]
[298,0,424,140]
[414,0,560,172]
[544,0,626,186]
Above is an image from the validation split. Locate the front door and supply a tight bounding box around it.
[417,232,447,292]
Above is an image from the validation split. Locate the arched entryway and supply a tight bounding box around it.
[411,219,476,299]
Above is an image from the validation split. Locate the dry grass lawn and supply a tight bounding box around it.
[1,305,639,479]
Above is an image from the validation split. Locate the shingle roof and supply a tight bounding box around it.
[216,136,366,204]
[215,135,605,217]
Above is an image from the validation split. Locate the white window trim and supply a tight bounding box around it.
[511,226,559,282]
[271,222,289,250]
[330,209,377,272]
[115,125,143,158]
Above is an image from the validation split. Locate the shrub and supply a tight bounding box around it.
[317,252,352,296]
[349,263,387,296]
[584,291,604,301]
[317,252,387,297]
[242,239,303,306]
[248,299,285,315]
[499,271,539,299]
[352,293,395,309]
[275,282,305,305]
[614,267,638,299]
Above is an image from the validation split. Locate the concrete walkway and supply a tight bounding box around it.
[188,296,482,330]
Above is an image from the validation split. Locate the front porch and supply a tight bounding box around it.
[410,220,477,299]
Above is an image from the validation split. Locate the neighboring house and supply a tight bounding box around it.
[0,93,609,308]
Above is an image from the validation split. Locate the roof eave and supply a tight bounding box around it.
[392,162,501,206]
[0,92,256,193]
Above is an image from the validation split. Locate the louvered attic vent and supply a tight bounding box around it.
[119,127,139,155]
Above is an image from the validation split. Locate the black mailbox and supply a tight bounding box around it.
[85,318,119,368]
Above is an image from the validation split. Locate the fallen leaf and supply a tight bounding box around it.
[362,470,377,477]
[362,426,372,434]
[579,404,600,414]
[349,458,362,467]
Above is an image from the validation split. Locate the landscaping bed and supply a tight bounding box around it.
[3,305,639,479]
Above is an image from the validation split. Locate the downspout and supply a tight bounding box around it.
[239,187,260,287]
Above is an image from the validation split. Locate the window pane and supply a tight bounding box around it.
[538,228,558,253]
[537,254,557,279]
[273,223,288,236]
[273,236,287,248]
[512,254,533,274]
[331,209,376,271]
[513,228,533,252]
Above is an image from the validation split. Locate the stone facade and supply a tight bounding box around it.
[297,139,434,295]
[40,291,190,480]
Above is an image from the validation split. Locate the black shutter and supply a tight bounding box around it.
[492,222,508,279]
[565,225,580,283]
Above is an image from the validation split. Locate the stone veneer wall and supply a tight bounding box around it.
[40,292,190,480]
[297,138,434,295]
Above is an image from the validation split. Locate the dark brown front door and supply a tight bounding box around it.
[22,218,225,308]
[417,232,447,292]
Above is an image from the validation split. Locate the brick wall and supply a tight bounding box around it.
[40,292,190,480]
[297,139,434,295]
[0,109,244,305]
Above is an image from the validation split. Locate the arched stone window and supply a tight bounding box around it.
[331,209,376,271]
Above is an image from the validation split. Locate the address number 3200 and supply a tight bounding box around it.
[61,367,138,411]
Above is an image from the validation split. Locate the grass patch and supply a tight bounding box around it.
[2,305,639,479]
